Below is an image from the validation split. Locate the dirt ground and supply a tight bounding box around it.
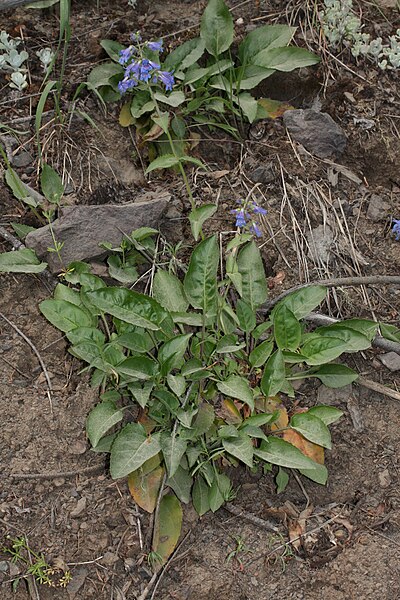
[1,1,400,599]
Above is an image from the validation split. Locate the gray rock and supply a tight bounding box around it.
[11,150,34,168]
[379,351,400,372]
[97,155,144,186]
[307,223,334,265]
[70,497,87,518]
[283,109,347,158]
[25,195,170,272]
[366,194,391,222]
[249,164,275,184]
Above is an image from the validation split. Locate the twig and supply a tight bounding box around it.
[261,276,400,312]
[0,225,25,250]
[305,312,400,355]
[9,462,105,480]
[357,376,400,402]
[0,312,54,405]
[223,503,281,534]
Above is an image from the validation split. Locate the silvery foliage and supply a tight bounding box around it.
[36,47,55,71]
[9,71,28,91]
[0,30,28,91]
[127,0,138,7]
[320,0,400,70]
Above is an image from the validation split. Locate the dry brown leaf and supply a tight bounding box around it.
[283,428,325,465]
[268,270,286,289]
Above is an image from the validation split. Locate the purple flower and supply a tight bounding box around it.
[392,219,400,241]
[231,208,248,228]
[252,202,267,215]
[158,70,175,91]
[118,76,138,94]
[130,32,142,42]
[139,59,160,82]
[119,45,135,65]
[250,222,262,238]
[147,39,163,52]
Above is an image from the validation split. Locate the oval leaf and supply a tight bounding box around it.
[273,304,301,351]
[217,375,254,410]
[110,424,161,479]
[153,494,183,565]
[200,0,233,57]
[184,235,219,316]
[128,465,164,513]
[290,413,331,449]
[86,400,124,448]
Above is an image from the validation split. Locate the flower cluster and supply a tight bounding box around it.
[118,34,174,94]
[231,199,267,238]
[392,219,400,241]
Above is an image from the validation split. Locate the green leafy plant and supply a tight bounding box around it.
[0,152,66,273]
[87,0,319,167]
[2,536,72,590]
[39,225,377,566]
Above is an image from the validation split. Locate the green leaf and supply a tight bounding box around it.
[86,400,124,448]
[10,223,36,239]
[274,286,327,319]
[192,476,210,516]
[253,46,320,71]
[86,287,174,336]
[110,424,161,479]
[128,381,154,408]
[261,350,286,397]
[249,339,274,368]
[311,363,358,388]
[154,90,186,107]
[118,330,154,353]
[158,334,192,376]
[234,64,275,90]
[235,92,259,123]
[333,319,378,341]
[223,432,253,467]
[92,433,117,453]
[315,325,371,352]
[117,356,158,380]
[273,304,301,351]
[5,168,42,208]
[153,270,189,313]
[145,154,181,173]
[191,403,215,436]
[237,241,267,309]
[299,463,328,485]
[130,92,154,118]
[100,39,124,62]
[215,334,245,354]
[254,437,318,469]
[380,322,400,343]
[209,472,231,512]
[167,465,193,503]
[236,299,256,333]
[290,413,331,449]
[41,163,64,204]
[107,255,138,284]
[217,375,254,410]
[167,374,186,397]
[161,434,188,478]
[54,283,81,306]
[200,0,233,57]
[163,37,205,71]
[276,467,289,493]
[301,336,349,366]
[153,494,183,565]
[40,299,93,332]
[239,24,296,63]
[87,62,123,88]
[307,406,343,426]
[189,204,218,241]
[67,326,104,346]
[0,248,47,273]
[184,235,219,316]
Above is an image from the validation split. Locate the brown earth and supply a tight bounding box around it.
[1,1,400,599]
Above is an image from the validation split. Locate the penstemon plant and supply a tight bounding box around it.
[87,0,320,169]
[39,221,379,567]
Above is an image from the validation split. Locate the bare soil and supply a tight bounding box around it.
[1,1,400,599]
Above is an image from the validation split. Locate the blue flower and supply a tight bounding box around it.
[250,222,262,237]
[130,32,142,42]
[147,39,163,52]
[118,76,138,94]
[119,45,135,65]
[158,70,175,91]
[252,202,267,215]
[392,219,400,240]
[231,207,248,228]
